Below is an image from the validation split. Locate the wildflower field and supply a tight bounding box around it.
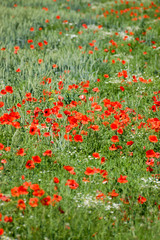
[0,0,160,239]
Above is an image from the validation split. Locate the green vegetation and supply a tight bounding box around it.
[0,0,160,239]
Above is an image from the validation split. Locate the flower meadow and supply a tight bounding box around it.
[0,0,160,239]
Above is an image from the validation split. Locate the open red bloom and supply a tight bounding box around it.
[96,193,106,200]
[4,146,11,152]
[111,135,119,142]
[30,184,40,191]
[11,187,20,197]
[0,143,4,150]
[17,199,26,210]
[117,175,128,183]
[65,179,79,189]
[92,87,100,92]
[25,160,35,169]
[29,198,39,207]
[92,152,100,159]
[4,216,13,222]
[52,194,62,202]
[18,186,28,195]
[146,149,155,158]
[43,150,52,156]
[16,148,26,156]
[41,196,51,206]
[127,141,134,146]
[110,123,118,130]
[5,86,13,94]
[29,124,37,135]
[85,167,97,175]
[109,144,117,151]
[104,74,109,78]
[120,86,125,91]
[138,196,147,204]
[0,228,4,236]
[148,135,158,143]
[64,134,72,142]
[32,155,41,163]
[108,189,119,198]
[53,177,59,183]
[74,135,83,142]
[32,189,45,197]
[0,102,4,108]
[63,166,76,175]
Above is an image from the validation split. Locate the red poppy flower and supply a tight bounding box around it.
[109,144,117,151]
[5,86,13,94]
[32,156,41,163]
[96,193,106,200]
[52,194,62,202]
[16,148,26,156]
[25,160,35,169]
[38,42,43,47]
[53,177,59,183]
[43,132,50,137]
[138,196,147,204]
[148,135,158,143]
[0,143,4,150]
[18,186,28,195]
[30,44,34,49]
[32,189,45,197]
[0,89,6,95]
[92,86,100,92]
[82,24,87,29]
[104,74,109,78]
[146,149,155,158]
[108,189,119,198]
[127,141,134,146]
[11,187,20,197]
[17,199,26,210]
[43,108,52,117]
[92,152,100,159]
[84,167,96,175]
[111,135,119,142]
[30,184,40,191]
[65,179,79,189]
[110,123,118,130]
[29,125,37,135]
[64,134,72,141]
[63,166,76,175]
[0,228,4,236]
[101,157,106,164]
[43,150,52,156]
[1,159,7,164]
[41,196,51,206]
[117,128,123,134]
[28,39,33,43]
[29,198,39,207]
[120,86,125,91]
[117,175,128,183]
[0,102,4,108]
[146,166,153,172]
[88,125,100,131]
[74,135,83,142]
[4,216,13,223]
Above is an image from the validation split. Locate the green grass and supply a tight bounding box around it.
[0,0,160,239]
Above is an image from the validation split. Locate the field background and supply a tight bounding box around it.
[0,0,160,239]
